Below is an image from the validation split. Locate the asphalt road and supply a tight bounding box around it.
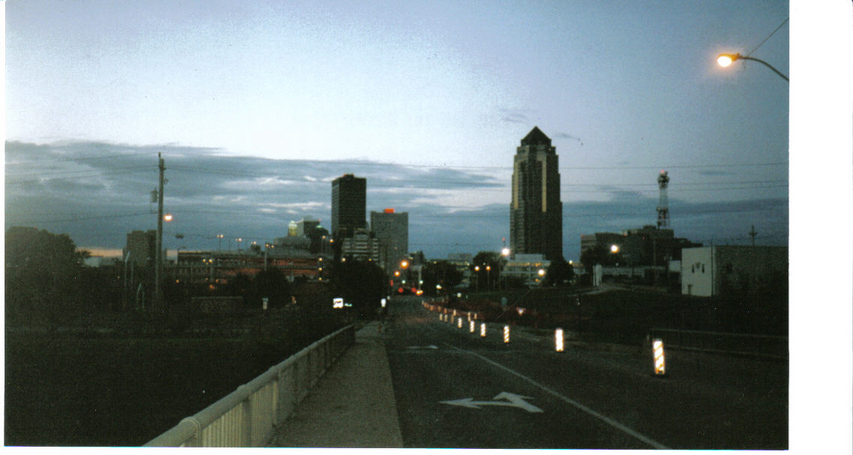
[384,296,788,450]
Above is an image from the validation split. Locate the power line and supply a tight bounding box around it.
[746,17,789,57]
[5,167,154,185]
[5,151,155,166]
[5,211,152,225]
[6,164,154,179]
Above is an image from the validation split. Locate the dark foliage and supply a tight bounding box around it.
[330,258,385,317]
[421,260,464,296]
[543,256,575,287]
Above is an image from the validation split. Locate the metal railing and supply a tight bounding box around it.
[649,328,787,360]
[144,325,355,447]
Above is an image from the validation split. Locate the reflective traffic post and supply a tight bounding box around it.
[503,325,510,344]
[480,322,487,337]
[653,338,666,376]
[469,320,476,333]
[555,328,565,352]
[457,318,463,329]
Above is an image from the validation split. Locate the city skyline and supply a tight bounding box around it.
[2,1,842,262]
[5,140,789,261]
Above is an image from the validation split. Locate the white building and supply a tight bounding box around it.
[681,246,787,297]
[503,254,551,286]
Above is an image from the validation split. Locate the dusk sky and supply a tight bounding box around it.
[0,1,842,261]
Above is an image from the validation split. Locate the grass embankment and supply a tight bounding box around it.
[5,305,346,447]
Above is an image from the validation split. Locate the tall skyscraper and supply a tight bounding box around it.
[331,174,367,239]
[370,208,409,270]
[510,127,563,260]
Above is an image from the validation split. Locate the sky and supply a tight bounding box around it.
[0,0,821,262]
[3,3,853,449]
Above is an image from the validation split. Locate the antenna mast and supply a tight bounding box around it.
[656,171,670,228]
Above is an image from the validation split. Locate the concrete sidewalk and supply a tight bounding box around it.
[267,321,404,448]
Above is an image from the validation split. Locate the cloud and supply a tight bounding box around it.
[5,140,788,261]
[554,132,584,146]
[5,141,510,253]
[499,109,530,124]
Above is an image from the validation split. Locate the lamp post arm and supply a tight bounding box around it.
[738,54,789,82]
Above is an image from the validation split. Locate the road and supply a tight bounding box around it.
[384,296,787,450]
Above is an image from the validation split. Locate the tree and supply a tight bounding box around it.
[471,251,500,292]
[5,226,89,317]
[331,259,385,317]
[422,260,464,296]
[543,256,574,287]
[252,269,292,308]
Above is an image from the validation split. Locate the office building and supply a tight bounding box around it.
[681,246,787,297]
[331,174,367,239]
[370,208,409,271]
[296,217,321,237]
[509,127,563,260]
[340,228,380,262]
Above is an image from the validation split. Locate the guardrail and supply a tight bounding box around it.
[649,328,787,360]
[144,325,356,447]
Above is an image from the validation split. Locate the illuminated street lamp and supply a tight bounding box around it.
[716,53,788,82]
[500,247,510,290]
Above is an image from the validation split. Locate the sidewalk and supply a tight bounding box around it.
[267,321,404,448]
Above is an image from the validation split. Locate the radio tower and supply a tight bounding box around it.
[656,171,670,228]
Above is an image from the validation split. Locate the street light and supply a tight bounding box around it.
[500,248,510,290]
[716,53,788,82]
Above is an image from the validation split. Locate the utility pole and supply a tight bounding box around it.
[155,153,166,312]
[749,224,758,294]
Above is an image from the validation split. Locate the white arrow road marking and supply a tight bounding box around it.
[445,344,670,450]
[406,345,439,350]
[441,392,544,413]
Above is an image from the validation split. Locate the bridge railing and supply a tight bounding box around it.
[649,328,787,360]
[144,325,355,447]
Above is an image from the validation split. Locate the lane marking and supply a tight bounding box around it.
[446,344,670,450]
[441,392,544,413]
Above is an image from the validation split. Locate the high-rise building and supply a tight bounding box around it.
[331,174,367,239]
[370,208,409,270]
[509,127,563,260]
[341,228,380,262]
[296,217,321,237]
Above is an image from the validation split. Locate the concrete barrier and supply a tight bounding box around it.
[144,325,355,447]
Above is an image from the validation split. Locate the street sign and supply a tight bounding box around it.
[441,392,543,413]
